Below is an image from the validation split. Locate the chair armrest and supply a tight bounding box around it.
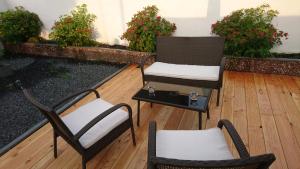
[52,89,100,110]
[148,121,157,169]
[217,119,250,158]
[219,57,226,87]
[73,103,132,140]
[15,80,53,112]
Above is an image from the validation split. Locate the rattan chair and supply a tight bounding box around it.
[140,37,225,106]
[15,80,136,169]
[148,120,275,169]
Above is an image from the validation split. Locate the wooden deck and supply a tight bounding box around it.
[0,65,300,169]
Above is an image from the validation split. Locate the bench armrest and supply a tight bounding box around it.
[140,54,155,85]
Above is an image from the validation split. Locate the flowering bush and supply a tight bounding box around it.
[0,7,43,43]
[49,4,96,47]
[211,4,288,58]
[121,5,176,52]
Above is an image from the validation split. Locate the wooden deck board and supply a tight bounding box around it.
[264,75,300,169]
[254,73,288,169]
[1,65,300,169]
[244,73,266,156]
[232,72,248,157]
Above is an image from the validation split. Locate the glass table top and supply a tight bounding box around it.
[133,82,212,111]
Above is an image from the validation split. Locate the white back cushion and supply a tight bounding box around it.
[62,98,129,149]
[144,62,220,81]
[156,128,233,161]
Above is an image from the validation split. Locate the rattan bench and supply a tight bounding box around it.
[140,37,225,106]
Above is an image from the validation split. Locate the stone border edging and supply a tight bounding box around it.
[4,43,154,64]
[4,43,299,76]
[225,57,300,76]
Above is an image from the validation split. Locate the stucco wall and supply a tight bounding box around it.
[5,0,300,53]
[0,0,9,12]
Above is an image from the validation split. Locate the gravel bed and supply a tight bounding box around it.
[0,55,125,149]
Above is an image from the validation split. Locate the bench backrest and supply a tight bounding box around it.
[156,37,225,66]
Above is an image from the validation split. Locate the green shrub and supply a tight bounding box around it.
[49,4,96,47]
[121,5,176,52]
[211,4,288,58]
[0,6,43,43]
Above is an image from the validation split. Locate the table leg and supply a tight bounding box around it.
[207,107,210,119]
[198,111,202,130]
[137,100,140,127]
[150,102,153,108]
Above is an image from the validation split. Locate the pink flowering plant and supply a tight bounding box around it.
[49,4,96,47]
[121,5,176,52]
[211,4,288,57]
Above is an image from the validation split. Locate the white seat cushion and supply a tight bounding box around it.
[144,62,220,81]
[62,98,129,149]
[156,128,233,161]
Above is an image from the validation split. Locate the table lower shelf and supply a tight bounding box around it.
[135,99,209,130]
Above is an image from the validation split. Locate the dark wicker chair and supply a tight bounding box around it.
[148,120,275,169]
[140,37,225,106]
[15,81,136,169]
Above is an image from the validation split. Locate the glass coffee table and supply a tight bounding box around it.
[132,82,212,129]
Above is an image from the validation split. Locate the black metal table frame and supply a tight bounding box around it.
[133,90,211,130]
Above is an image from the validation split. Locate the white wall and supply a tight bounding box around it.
[0,0,9,12]
[5,0,300,53]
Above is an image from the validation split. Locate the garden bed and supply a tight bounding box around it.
[4,43,299,76]
[0,55,126,153]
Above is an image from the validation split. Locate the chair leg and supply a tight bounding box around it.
[130,121,137,146]
[53,131,58,158]
[216,88,221,106]
[207,107,210,119]
[82,157,86,169]
[198,111,202,130]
